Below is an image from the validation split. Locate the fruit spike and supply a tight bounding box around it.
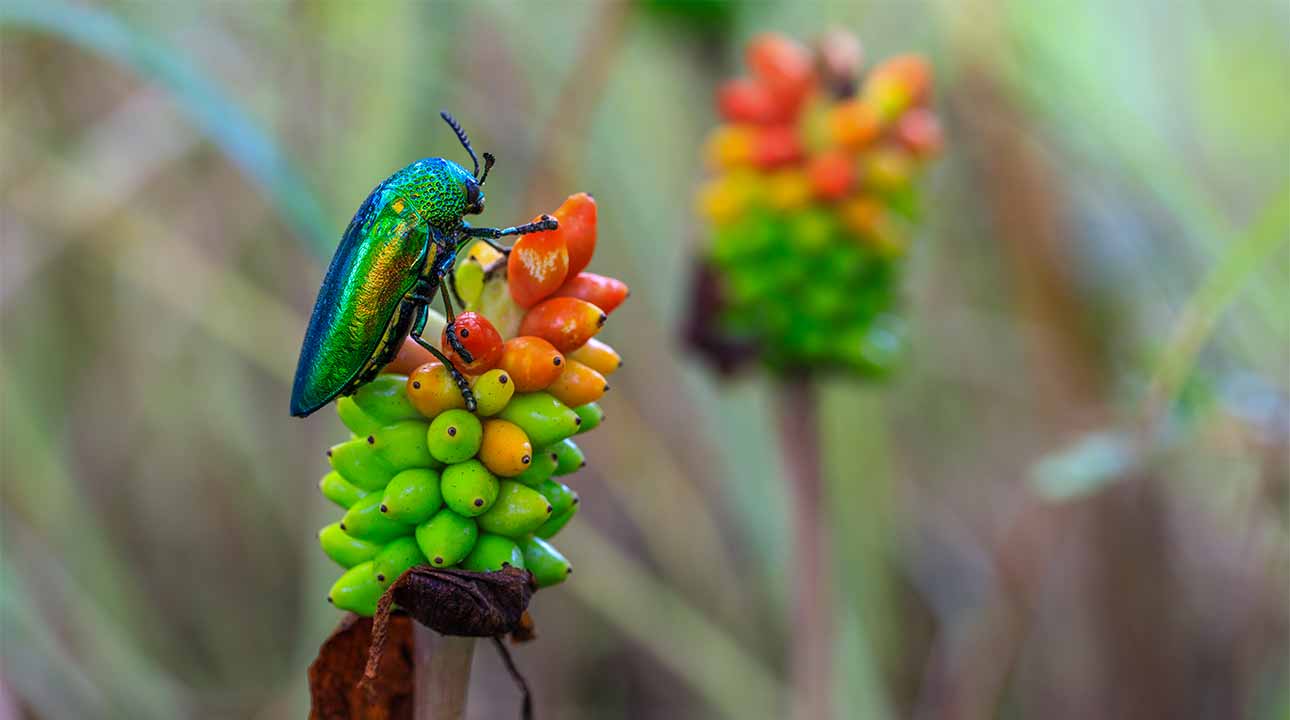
[317,190,624,616]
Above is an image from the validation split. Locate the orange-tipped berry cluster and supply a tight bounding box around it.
[692,31,942,375]
[320,194,625,616]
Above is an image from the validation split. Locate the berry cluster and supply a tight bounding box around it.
[693,32,942,375]
[320,194,626,617]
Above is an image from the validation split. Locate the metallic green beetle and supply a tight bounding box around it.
[290,112,556,418]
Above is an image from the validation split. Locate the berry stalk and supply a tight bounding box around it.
[413,627,475,720]
[776,379,832,720]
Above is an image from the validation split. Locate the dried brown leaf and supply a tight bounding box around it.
[308,613,413,720]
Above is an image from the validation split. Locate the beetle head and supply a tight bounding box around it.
[464,177,485,215]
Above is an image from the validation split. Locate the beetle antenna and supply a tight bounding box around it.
[439,110,480,177]
[479,152,495,185]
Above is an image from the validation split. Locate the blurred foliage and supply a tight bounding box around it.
[1,0,1286,719]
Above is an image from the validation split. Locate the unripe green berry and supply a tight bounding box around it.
[318,522,382,568]
[440,460,499,517]
[373,536,427,587]
[476,481,554,538]
[415,508,478,568]
[427,409,483,464]
[328,561,383,616]
[461,534,524,573]
[380,468,442,525]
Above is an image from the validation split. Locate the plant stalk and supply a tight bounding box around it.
[414,625,475,720]
[776,379,832,720]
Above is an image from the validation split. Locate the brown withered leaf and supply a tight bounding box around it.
[389,565,535,638]
[308,613,413,720]
[310,567,538,720]
[363,566,536,688]
[683,258,759,376]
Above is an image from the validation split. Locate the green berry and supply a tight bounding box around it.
[461,534,524,573]
[550,438,585,476]
[415,508,478,568]
[369,420,434,470]
[336,396,381,436]
[380,468,442,525]
[427,409,483,464]
[319,471,368,510]
[328,561,383,616]
[535,501,578,539]
[440,459,499,517]
[318,522,382,568]
[511,447,558,488]
[476,481,554,538]
[470,369,515,416]
[328,438,396,491]
[340,492,409,543]
[535,479,577,516]
[498,392,580,448]
[572,402,604,434]
[519,535,572,588]
[373,536,426,587]
[350,374,420,424]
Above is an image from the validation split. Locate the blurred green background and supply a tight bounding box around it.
[2,0,1286,718]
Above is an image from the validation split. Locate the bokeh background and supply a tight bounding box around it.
[2,0,1287,718]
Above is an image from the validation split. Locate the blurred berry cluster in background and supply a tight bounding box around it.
[693,32,941,376]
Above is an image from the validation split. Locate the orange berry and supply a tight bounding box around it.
[478,419,533,477]
[550,272,629,315]
[568,338,622,377]
[807,151,856,200]
[407,362,467,418]
[551,193,598,277]
[497,336,566,392]
[546,359,608,408]
[877,54,932,105]
[864,55,932,121]
[519,297,607,353]
[704,125,756,170]
[838,196,883,238]
[507,224,569,309]
[827,100,880,150]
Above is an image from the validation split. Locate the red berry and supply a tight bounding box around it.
[746,33,815,111]
[441,311,504,374]
[550,272,629,315]
[752,124,803,169]
[894,108,943,158]
[717,78,788,124]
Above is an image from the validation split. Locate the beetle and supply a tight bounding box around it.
[290,112,556,418]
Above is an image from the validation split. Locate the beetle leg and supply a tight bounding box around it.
[410,300,477,412]
[461,214,559,253]
[438,274,474,364]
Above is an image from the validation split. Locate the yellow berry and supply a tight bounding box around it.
[479,419,533,477]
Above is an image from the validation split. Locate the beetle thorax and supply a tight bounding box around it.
[387,157,474,229]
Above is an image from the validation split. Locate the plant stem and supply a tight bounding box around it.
[776,379,832,720]
[413,625,475,720]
